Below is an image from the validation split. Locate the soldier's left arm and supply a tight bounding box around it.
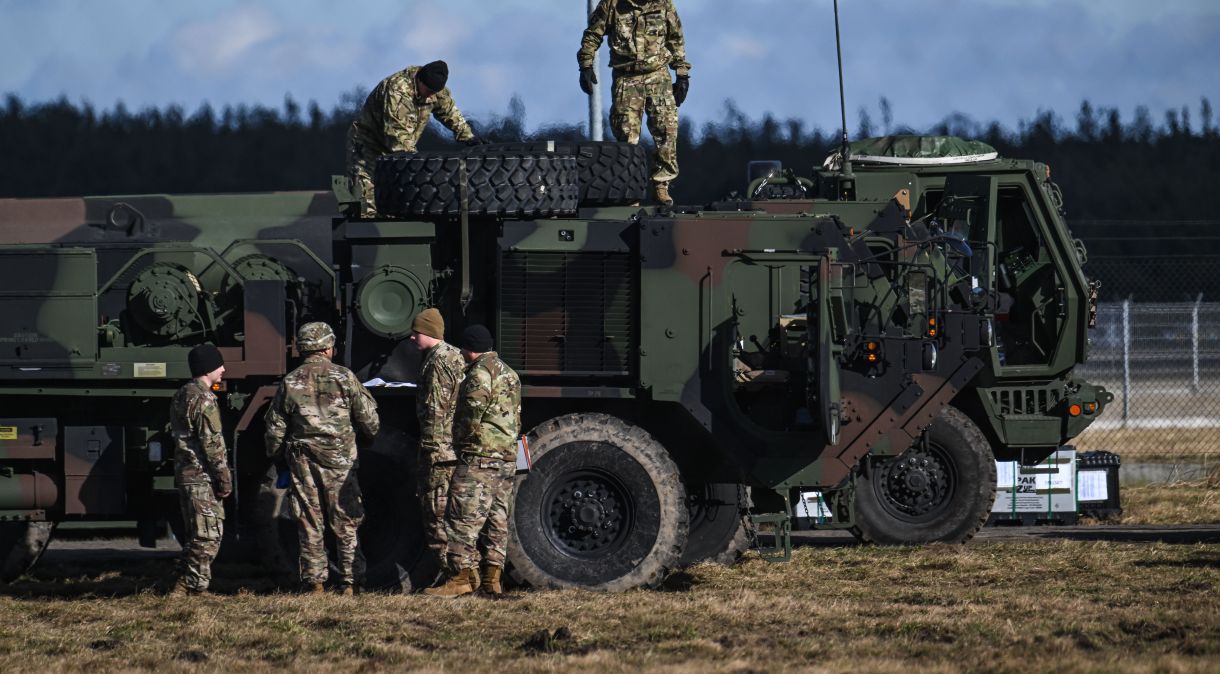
[347,372,382,440]
[195,396,232,496]
[666,1,691,76]
[432,90,475,143]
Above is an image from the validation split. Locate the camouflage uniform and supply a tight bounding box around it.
[171,379,231,592]
[416,340,468,566]
[443,352,522,572]
[346,66,475,217]
[578,0,690,189]
[265,327,380,587]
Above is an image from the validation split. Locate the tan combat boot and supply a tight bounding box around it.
[423,568,476,597]
[479,563,503,596]
[653,183,673,206]
[303,582,325,595]
[166,578,191,596]
[337,584,355,597]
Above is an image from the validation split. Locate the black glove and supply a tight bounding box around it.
[464,135,490,146]
[579,66,598,95]
[672,75,689,106]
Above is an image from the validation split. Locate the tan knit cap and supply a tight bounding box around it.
[411,308,444,340]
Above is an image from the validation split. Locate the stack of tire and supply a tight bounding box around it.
[373,141,650,218]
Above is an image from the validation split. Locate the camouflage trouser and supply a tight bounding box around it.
[176,482,223,591]
[345,138,379,219]
[419,455,458,567]
[443,457,516,572]
[610,68,679,185]
[288,454,364,585]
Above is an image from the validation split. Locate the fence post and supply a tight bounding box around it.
[1122,297,1131,426]
[1192,292,1203,393]
[586,0,604,142]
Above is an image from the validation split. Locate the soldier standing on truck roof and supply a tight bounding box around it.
[425,325,521,598]
[346,60,487,218]
[578,0,691,206]
[407,308,467,579]
[264,322,380,595]
[167,344,232,596]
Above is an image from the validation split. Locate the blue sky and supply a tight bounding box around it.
[2,0,1218,135]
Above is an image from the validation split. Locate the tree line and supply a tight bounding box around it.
[2,92,1218,222]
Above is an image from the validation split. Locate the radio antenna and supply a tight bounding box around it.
[833,0,852,175]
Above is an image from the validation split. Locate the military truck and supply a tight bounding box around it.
[0,135,1110,590]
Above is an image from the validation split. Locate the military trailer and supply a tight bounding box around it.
[0,136,1110,590]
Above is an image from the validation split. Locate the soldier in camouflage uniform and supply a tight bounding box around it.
[346,60,484,218]
[168,344,232,595]
[425,325,521,598]
[265,322,380,595]
[578,0,691,206]
[407,307,467,573]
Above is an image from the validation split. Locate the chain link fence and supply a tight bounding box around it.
[1071,250,1220,478]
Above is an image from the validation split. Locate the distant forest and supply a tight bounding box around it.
[2,92,1219,222]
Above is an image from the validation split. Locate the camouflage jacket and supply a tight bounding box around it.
[171,379,231,490]
[348,65,474,157]
[453,352,522,462]
[417,340,467,463]
[264,354,381,470]
[578,0,691,77]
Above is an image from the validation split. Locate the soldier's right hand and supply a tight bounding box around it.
[579,67,598,95]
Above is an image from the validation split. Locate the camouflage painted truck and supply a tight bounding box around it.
[0,135,1110,589]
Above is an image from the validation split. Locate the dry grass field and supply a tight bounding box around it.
[1,535,1218,673]
[1111,472,1220,525]
[1072,427,1220,465]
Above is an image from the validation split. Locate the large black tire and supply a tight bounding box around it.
[508,413,688,591]
[849,407,996,545]
[680,483,750,566]
[466,141,650,206]
[373,152,579,218]
[0,521,55,582]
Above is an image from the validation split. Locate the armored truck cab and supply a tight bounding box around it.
[0,137,1110,590]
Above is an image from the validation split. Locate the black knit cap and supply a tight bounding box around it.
[417,60,449,92]
[188,344,224,378]
[459,324,493,352]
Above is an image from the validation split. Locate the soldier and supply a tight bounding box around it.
[265,322,380,595]
[168,344,231,596]
[407,308,467,575]
[346,60,486,217]
[425,325,521,598]
[578,0,691,206]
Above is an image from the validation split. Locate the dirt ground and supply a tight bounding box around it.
[2,527,1218,673]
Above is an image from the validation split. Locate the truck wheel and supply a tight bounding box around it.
[0,521,55,582]
[508,413,688,591]
[373,152,579,218]
[680,483,750,566]
[849,407,996,545]
[464,141,650,207]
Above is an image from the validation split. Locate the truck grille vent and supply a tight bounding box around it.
[990,387,1062,415]
[499,251,635,377]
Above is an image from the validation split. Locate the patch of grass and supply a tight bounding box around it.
[1074,426,1220,464]
[1114,470,1220,525]
[1,540,1218,672]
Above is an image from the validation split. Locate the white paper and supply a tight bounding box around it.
[362,377,417,388]
[1077,470,1109,502]
[995,461,1016,488]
